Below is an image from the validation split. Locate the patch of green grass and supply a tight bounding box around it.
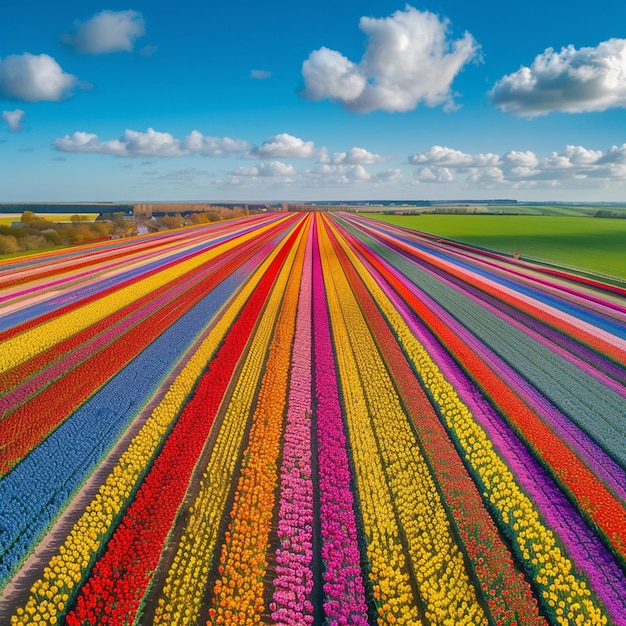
[370,214,626,280]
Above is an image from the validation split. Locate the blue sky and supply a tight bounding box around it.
[2,0,626,202]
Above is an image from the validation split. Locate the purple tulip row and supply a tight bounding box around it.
[311,225,370,625]
[271,230,315,625]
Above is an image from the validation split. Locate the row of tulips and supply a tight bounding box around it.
[327,218,545,625]
[208,219,309,624]
[310,221,370,624]
[335,216,615,625]
[319,217,486,625]
[270,221,316,625]
[7,222,303,624]
[149,220,306,625]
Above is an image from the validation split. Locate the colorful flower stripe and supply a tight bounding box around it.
[310,215,371,625]
[0,228,281,474]
[208,217,309,625]
[336,217,615,625]
[326,218,545,625]
[8,219,302,625]
[149,218,307,626]
[0,215,289,371]
[270,218,316,625]
[63,223,302,626]
[319,217,487,625]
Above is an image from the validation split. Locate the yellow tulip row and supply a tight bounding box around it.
[9,228,292,626]
[319,221,486,626]
[208,220,309,625]
[331,221,610,626]
[152,226,305,626]
[0,218,285,374]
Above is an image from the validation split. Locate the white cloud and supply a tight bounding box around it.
[305,163,372,184]
[320,146,387,165]
[232,161,297,177]
[408,143,626,189]
[490,38,626,116]
[0,54,78,102]
[62,10,145,54]
[250,69,272,80]
[53,128,251,158]
[2,109,25,132]
[249,133,317,158]
[409,145,500,167]
[301,6,479,113]
[414,166,454,183]
[502,150,539,168]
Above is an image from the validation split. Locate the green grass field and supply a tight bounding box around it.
[370,214,626,280]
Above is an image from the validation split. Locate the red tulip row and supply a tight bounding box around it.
[64,221,302,626]
[327,222,545,626]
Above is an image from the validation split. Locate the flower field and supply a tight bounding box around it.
[0,212,625,626]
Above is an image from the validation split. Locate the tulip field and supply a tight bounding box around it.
[0,212,625,626]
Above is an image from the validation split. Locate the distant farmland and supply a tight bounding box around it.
[0,213,99,226]
[371,214,626,280]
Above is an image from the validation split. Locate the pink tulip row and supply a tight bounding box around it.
[311,222,369,625]
[271,230,315,625]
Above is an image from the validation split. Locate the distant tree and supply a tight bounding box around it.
[21,210,45,224]
[0,234,20,254]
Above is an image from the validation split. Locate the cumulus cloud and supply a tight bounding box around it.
[232,161,297,177]
[304,163,372,185]
[301,6,479,113]
[409,145,500,167]
[319,146,387,165]
[250,69,272,80]
[490,38,626,116]
[2,109,25,132]
[62,10,145,54]
[53,128,251,158]
[409,143,626,188]
[0,53,78,102]
[249,133,317,158]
